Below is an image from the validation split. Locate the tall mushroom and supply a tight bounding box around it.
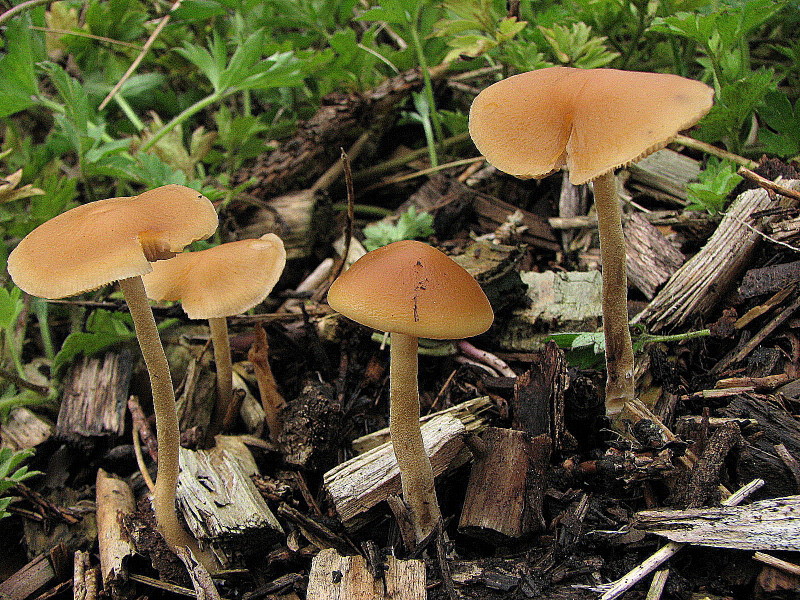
[468,67,713,415]
[7,184,218,552]
[327,240,493,546]
[141,233,287,441]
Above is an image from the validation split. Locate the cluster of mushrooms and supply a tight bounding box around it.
[7,185,287,556]
[6,65,715,557]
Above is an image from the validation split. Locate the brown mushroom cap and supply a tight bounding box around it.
[142,234,286,319]
[327,240,493,339]
[469,67,714,185]
[7,185,218,299]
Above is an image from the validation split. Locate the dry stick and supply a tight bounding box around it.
[128,395,158,461]
[132,426,156,493]
[98,0,182,111]
[361,156,485,192]
[673,134,758,169]
[598,478,764,600]
[645,569,669,600]
[738,167,800,201]
[0,0,52,26]
[753,552,800,577]
[247,325,284,438]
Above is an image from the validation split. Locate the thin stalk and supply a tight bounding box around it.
[140,91,224,153]
[117,276,195,552]
[409,11,443,166]
[593,172,635,416]
[389,331,441,546]
[205,316,232,442]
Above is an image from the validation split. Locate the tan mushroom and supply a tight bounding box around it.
[327,240,493,546]
[142,234,287,441]
[7,184,218,554]
[469,67,713,415]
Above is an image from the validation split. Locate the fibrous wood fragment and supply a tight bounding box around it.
[323,414,468,529]
[95,469,136,600]
[627,148,701,202]
[624,212,685,300]
[634,180,800,330]
[0,543,70,600]
[56,350,132,443]
[0,407,53,450]
[176,438,283,565]
[306,548,425,600]
[635,495,800,551]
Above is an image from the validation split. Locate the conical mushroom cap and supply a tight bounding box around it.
[327,240,493,340]
[469,67,714,185]
[7,185,218,299]
[142,234,287,319]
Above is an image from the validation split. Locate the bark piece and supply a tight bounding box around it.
[498,270,603,352]
[323,414,468,530]
[56,350,132,444]
[73,550,99,600]
[0,407,53,450]
[624,212,685,300]
[233,67,440,198]
[739,260,800,299]
[680,422,741,508]
[0,543,70,600]
[634,495,800,551]
[512,341,567,446]
[306,548,425,600]
[458,428,551,542]
[176,437,284,565]
[95,469,136,600]
[634,180,800,330]
[627,148,701,202]
[278,379,343,472]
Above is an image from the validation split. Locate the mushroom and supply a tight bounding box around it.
[141,234,287,441]
[468,67,713,415]
[7,184,218,553]
[327,240,493,545]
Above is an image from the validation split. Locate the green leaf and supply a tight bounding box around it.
[363,207,434,251]
[0,19,42,118]
[758,91,800,158]
[685,158,743,215]
[52,309,136,374]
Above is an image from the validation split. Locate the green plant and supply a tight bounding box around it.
[0,447,42,520]
[758,90,800,160]
[363,207,434,251]
[538,22,620,68]
[685,158,743,215]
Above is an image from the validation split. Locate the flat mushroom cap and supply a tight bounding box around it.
[469,67,714,185]
[327,240,493,340]
[142,234,287,319]
[8,185,218,300]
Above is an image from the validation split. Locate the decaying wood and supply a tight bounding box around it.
[635,494,800,551]
[246,324,284,438]
[681,422,741,508]
[350,396,491,454]
[56,350,132,443]
[174,547,222,600]
[739,260,800,298]
[95,469,136,600]
[278,379,343,472]
[458,428,551,542]
[176,437,283,565]
[597,478,764,600]
[175,353,216,434]
[624,212,685,300]
[627,148,701,203]
[0,543,70,600]
[233,65,446,199]
[634,180,800,330]
[306,548,425,600]
[323,414,469,530]
[0,406,53,450]
[513,342,567,447]
[405,174,558,251]
[558,171,589,251]
[498,270,602,352]
[73,550,99,600]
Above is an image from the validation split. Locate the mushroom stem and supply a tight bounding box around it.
[389,331,441,545]
[206,316,233,441]
[593,171,635,415]
[117,276,196,552]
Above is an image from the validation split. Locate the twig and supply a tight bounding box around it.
[738,167,800,201]
[456,340,516,377]
[132,424,155,493]
[596,478,764,600]
[673,134,758,168]
[361,156,484,192]
[0,367,50,396]
[753,552,800,577]
[98,0,182,110]
[0,0,52,26]
[128,395,158,461]
[645,569,669,600]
